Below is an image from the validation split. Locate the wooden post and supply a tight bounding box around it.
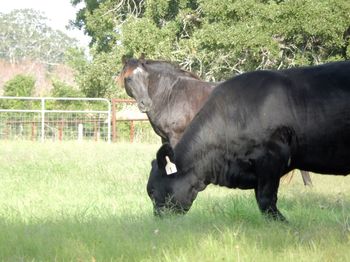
[130,120,134,143]
[5,122,9,140]
[112,99,117,142]
[58,120,64,141]
[94,120,100,142]
[31,122,36,141]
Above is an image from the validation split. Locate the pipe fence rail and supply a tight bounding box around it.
[0,96,111,142]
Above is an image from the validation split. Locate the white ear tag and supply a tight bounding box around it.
[165,156,177,175]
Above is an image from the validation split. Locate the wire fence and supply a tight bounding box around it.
[0,97,111,142]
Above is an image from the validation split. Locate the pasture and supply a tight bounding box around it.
[0,141,349,261]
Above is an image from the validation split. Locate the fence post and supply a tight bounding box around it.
[107,99,111,143]
[130,120,134,143]
[58,120,64,141]
[31,122,36,141]
[78,123,83,141]
[41,98,45,142]
[111,99,117,142]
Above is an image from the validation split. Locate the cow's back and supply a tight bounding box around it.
[283,61,350,173]
[179,61,350,175]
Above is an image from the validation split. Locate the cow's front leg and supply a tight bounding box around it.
[254,152,289,221]
[254,180,286,221]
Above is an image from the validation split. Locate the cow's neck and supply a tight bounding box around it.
[174,122,258,190]
[174,133,229,188]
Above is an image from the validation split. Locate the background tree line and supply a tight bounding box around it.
[0,9,86,101]
[0,9,78,65]
[1,1,350,100]
[72,0,350,90]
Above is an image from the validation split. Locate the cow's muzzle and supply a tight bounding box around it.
[153,204,189,217]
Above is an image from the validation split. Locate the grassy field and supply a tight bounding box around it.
[0,141,349,261]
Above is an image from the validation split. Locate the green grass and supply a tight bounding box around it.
[0,141,349,261]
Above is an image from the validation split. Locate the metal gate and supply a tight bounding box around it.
[0,96,111,142]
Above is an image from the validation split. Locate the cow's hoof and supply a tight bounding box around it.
[264,210,288,223]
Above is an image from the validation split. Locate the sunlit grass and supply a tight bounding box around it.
[0,141,349,261]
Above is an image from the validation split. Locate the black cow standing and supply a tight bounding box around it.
[147,61,350,221]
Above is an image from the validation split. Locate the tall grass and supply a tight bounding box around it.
[0,141,349,261]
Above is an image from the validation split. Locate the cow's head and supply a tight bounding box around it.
[118,54,152,112]
[147,143,205,216]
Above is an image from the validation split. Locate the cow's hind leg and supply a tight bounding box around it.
[301,170,313,186]
[254,143,290,221]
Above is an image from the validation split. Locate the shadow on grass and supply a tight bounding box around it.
[0,192,349,261]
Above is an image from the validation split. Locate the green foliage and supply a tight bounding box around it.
[64,48,88,73]
[51,79,84,98]
[0,74,35,109]
[121,17,175,56]
[0,9,78,64]
[72,0,116,52]
[64,46,123,99]
[72,0,350,82]
[3,74,35,97]
[74,51,121,98]
[47,79,85,109]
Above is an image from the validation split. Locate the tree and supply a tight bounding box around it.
[0,9,78,64]
[72,0,350,82]
[71,0,146,52]
[75,50,123,98]
[51,79,84,98]
[3,74,35,97]
[1,74,36,109]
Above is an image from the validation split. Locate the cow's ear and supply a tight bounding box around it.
[156,143,177,175]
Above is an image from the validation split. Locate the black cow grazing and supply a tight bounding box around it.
[147,61,350,221]
[118,55,312,186]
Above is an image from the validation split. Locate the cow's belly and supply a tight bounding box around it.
[294,132,350,175]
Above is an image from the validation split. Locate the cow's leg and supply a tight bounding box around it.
[301,170,313,186]
[254,177,285,221]
[254,147,289,221]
